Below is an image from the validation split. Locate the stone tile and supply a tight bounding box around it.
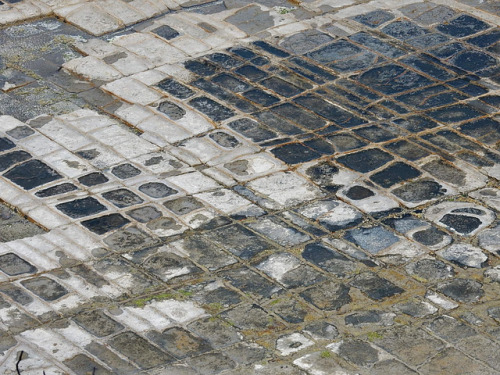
[56,197,107,219]
[353,124,399,143]
[225,5,274,34]
[64,354,112,375]
[437,244,488,269]
[36,183,78,198]
[392,179,450,206]
[164,196,204,215]
[252,41,289,58]
[302,242,357,277]
[427,104,485,124]
[294,94,365,126]
[382,19,427,40]
[157,78,195,99]
[350,32,406,58]
[109,331,174,369]
[227,118,277,143]
[0,138,15,152]
[209,131,241,148]
[104,77,163,105]
[207,53,243,69]
[0,283,34,305]
[188,283,242,310]
[305,39,363,64]
[350,272,404,300]
[188,317,241,349]
[436,278,484,303]
[0,330,17,356]
[257,252,324,289]
[189,96,235,121]
[280,211,328,237]
[487,306,500,322]
[78,172,109,187]
[73,310,124,337]
[345,309,395,326]
[0,253,37,276]
[186,352,236,375]
[329,339,380,367]
[293,351,358,375]
[485,265,500,283]
[279,30,333,55]
[299,199,363,231]
[86,341,140,373]
[468,29,500,48]
[300,160,357,193]
[437,14,489,38]
[421,159,485,189]
[102,188,144,208]
[167,171,220,194]
[468,336,498,368]
[70,264,110,289]
[171,236,237,271]
[425,291,459,310]
[419,347,497,375]
[303,321,339,340]
[82,214,131,235]
[225,342,267,365]
[1,1,500,372]
[0,150,32,172]
[142,251,203,283]
[416,5,457,25]
[254,110,304,136]
[370,162,421,188]
[271,103,325,131]
[205,224,271,260]
[452,50,496,72]
[353,10,395,27]
[4,159,62,190]
[478,223,500,254]
[338,184,399,217]
[407,32,450,48]
[0,217,46,242]
[247,217,310,247]
[270,298,316,324]
[243,89,280,107]
[148,326,212,359]
[344,226,399,255]
[337,148,393,173]
[470,188,500,211]
[152,24,180,40]
[300,280,351,311]
[425,315,476,343]
[64,56,123,82]
[21,276,68,301]
[406,258,455,282]
[271,143,321,165]
[218,267,282,299]
[371,359,418,375]
[156,100,186,121]
[276,333,314,356]
[103,226,158,251]
[358,64,432,95]
[139,182,178,198]
[0,308,39,333]
[195,189,253,215]
[221,304,283,331]
[425,202,495,236]
[111,163,141,179]
[370,326,445,367]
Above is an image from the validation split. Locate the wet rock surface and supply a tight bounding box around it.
[0,0,499,374]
